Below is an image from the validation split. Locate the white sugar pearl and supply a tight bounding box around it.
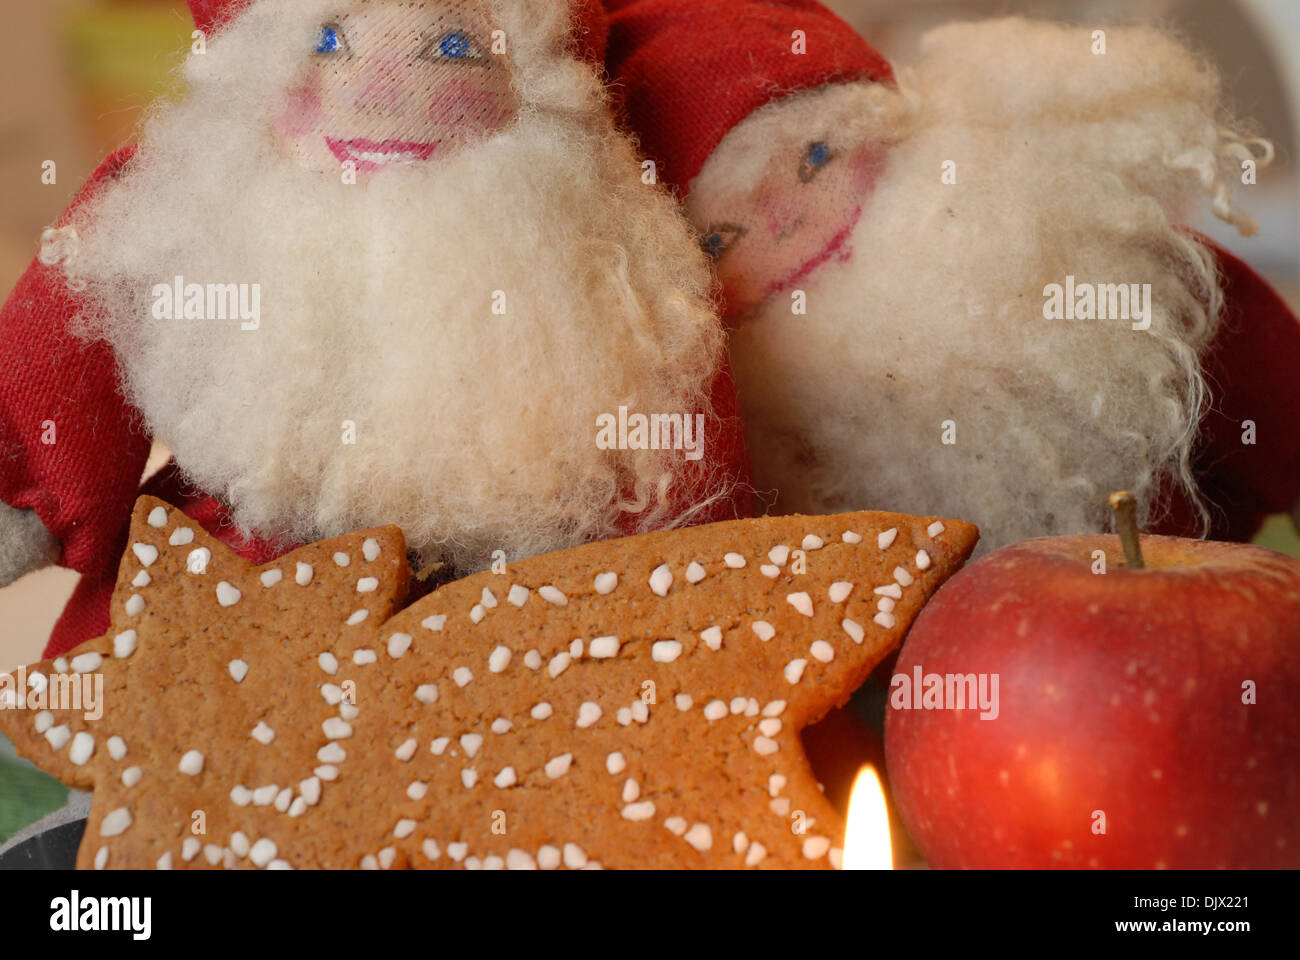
[508,585,529,606]
[769,545,790,565]
[121,766,142,787]
[606,752,626,775]
[685,562,706,583]
[169,527,194,546]
[395,739,417,761]
[333,552,350,567]
[648,564,673,596]
[69,732,94,765]
[684,824,713,852]
[147,507,168,527]
[622,801,655,821]
[895,567,915,587]
[357,577,379,594]
[260,569,282,587]
[589,636,620,658]
[186,548,211,575]
[801,534,824,550]
[460,734,482,758]
[422,614,447,632]
[453,667,473,687]
[489,646,512,673]
[811,640,834,663]
[786,592,814,617]
[250,839,277,868]
[251,722,275,744]
[132,543,158,567]
[875,612,897,629]
[124,594,145,615]
[323,718,354,740]
[228,659,248,683]
[700,626,723,650]
[828,582,853,603]
[927,521,946,538]
[752,621,775,642]
[45,726,71,750]
[415,684,438,704]
[107,736,126,760]
[387,633,412,658]
[916,550,932,571]
[295,562,313,586]
[878,528,898,550]
[545,754,572,778]
[353,649,377,665]
[754,737,779,756]
[363,538,382,561]
[724,552,746,568]
[113,630,137,658]
[531,702,553,719]
[594,572,618,595]
[71,652,102,673]
[216,582,241,607]
[652,641,682,663]
[784,659,808,684]
[538,585,567,606]
[179,750,204,775]
[843,619,865,644]
[548,652,571,678]
[318,652,338,674]
[842,531,863,544]
[100,807,132,837]
[576,702,601,728]
[703,700,727,721]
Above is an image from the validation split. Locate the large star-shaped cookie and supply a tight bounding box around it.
[0,497,977,869]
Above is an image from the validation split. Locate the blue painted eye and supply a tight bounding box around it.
[315,25,341,54]
[439,31,473,59]
[702,224,745,261]
[799,141,833,183]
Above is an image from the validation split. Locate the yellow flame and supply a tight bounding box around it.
[843,766,893,870]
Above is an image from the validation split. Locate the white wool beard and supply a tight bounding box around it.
[731,21,1245,551]
[62,0,722,569]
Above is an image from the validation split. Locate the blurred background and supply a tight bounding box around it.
[1,0,1298,675]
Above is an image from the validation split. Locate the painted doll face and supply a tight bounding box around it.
[275,0,517,173]
[692,138,886,320]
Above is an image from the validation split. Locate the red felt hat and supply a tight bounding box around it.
[186,0,608,65]
[604,0,894,195]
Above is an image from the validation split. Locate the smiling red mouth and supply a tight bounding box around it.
[767,206,865,297]
[325,137,439,171]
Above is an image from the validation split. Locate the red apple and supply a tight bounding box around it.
[884,525,1300,869]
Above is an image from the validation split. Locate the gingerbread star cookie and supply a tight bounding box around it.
[0,497,977,869]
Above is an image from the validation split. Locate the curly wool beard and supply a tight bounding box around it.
[728,19,1253,552]
[60,0,722,569]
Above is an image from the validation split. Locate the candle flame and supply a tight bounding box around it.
[843,765,893,870]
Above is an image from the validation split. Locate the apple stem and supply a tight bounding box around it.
[1107,491,1146,570]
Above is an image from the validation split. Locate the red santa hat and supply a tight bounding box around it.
[604,0,894,196]
[186,0,609,65]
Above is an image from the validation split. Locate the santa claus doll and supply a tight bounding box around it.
[0,0,752,657]
[605,0,1300,552]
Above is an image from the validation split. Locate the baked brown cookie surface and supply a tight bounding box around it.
[0,497,977,869]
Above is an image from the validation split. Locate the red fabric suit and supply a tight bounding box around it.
[0,0,754,658]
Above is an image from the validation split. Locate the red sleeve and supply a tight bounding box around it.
[0,146,152,575]
[1192,237,1300,541]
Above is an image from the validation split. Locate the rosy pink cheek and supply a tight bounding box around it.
[274,85,325,139]
[427,77,513,129]
[850,146,888,193]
